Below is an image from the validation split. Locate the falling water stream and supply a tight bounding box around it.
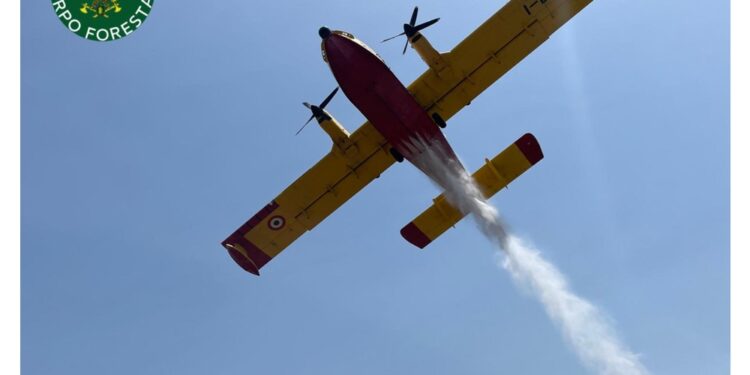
[413,143,650,375]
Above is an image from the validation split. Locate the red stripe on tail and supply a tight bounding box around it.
[400,222,432,249]
[514,133,544,165]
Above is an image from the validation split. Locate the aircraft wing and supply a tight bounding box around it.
[408,0,592,119]
[222,122,394,275]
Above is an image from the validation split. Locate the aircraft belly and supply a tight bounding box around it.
[323,33,460,174]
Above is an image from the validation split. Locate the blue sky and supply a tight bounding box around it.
[22,0,729,374]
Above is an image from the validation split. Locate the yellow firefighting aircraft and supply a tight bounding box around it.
[223,0,593,275]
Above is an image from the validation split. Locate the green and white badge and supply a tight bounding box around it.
[52,0,154,42]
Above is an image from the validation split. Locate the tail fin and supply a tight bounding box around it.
[400,133,543,248]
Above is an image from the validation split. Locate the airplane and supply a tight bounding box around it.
[222,0,593,276]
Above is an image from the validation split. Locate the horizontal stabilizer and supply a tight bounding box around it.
[400,133,543,248]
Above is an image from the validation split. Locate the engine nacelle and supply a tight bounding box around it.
[316,110,351,151]
[408,32,449,73]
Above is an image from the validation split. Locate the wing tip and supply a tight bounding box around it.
[514,133,544,165]
[400,222,432,249]
[222,241,263,276]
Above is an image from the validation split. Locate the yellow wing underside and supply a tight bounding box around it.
[223,0,593,274]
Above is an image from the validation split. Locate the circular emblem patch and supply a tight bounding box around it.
[267,216,286,231]
[51,0,154,42]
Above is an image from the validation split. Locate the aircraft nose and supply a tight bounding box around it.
[318,26,332,39]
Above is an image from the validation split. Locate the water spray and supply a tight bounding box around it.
[414,141,649,375]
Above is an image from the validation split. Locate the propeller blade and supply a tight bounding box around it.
[383,6,437,53]
[381,31,406,43]
[409,6,419,26]
[302,102,313,109]
[414,18,439,32]
[296,115,315,136]
[319,87,339,109]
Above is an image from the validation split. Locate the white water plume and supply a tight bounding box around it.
[412,141,649,375]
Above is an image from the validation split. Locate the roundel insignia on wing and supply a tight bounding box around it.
[268,215,286,230]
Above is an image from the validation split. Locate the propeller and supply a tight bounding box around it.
[296,87,339,135]
[381,6,440,54]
